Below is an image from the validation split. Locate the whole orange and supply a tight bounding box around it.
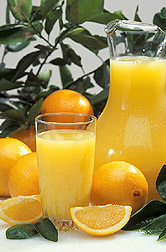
[90,161,148,213]
[41,89,94,116]
[8,152,40,197]
[11,126,36,152]
[0,138,32,196]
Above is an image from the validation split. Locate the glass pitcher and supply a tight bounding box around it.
[94,20,166,201]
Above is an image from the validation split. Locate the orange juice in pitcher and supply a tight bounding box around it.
[95,21,166,201]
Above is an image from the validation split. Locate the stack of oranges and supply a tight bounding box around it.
[0,89,149,236]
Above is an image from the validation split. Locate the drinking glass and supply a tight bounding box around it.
[35,113,96,231]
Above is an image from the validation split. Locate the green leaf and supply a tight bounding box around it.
[67,0,75,6]
[91,9,127,24]
[67,28,107,53]
[25,71,43,87]
[50,57,68,66]
[0,103,14,112]
[0,119,18,131]
[6,4,11,24]
[113,10,128,20]
[7,40,30,52]
[158,227,166,241]
[94,62,110,88]
[61,43,82,66]
[40,0,63,19]
[0,24,20,32]
[123,200,166,230]
[45,8,62,35]
[7,0,32,21]
[35,44,52,52]
[0,22,42,45]
[0,125,20,138]
[134,5,142,22]
[28,98,43,125]
[6,224,37,239]
[69,0,104,24]
[34,218,58,242]
[59,65,73,88]
[69,76,94,93]
[9,125,28,136]
[140,214,166,235]
[0,68,15,79]
[36,85,59,100]
[89,86,109,105]
[156,165,166,201]
[13,51,42,81]
[0,109,26,124]
[153,8,166,31]
[0,79,23,91]
[160,7,166,19]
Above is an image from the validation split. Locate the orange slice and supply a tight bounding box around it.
[70,204,132,236]
[0,195,42,225]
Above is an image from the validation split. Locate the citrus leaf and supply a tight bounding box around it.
[140,214,166,235]
[28,98,43,125]
[90,87,109,105]
[7,0,32,21]
[50,57,68,66]
[0,22,42,45]
[0,68,16,80]
[69,76,94,93]
[9,125,28,136]
[59,65,73,88]
[0,109,26,123]
[67,30,107,53]
[134,5,142,22]
[69,0,104,24]
[153,8,166,31]
[94,62,110,88]
[123,200,166,230]
[40,0,63,19]
[34,218,58,242]
[7,40,30,52]
[156,165,166,201]
[0,26,36,45]
[0,79,23,91]
[158,227,166,241]
[0,24,20,32]
[0,119,18,131]
[0,125,20,138]
[25,71,43,87]
[61,44,82,67]
[0,102,14,112]
[36,85,59,100]
[91,9,127,24]
[67,0,75,6]
[6,224,37,239]
[45,8,62,35]
[13,51,42,81]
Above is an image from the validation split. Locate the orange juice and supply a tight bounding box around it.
[36,129,95,220]
[95,56,166,201]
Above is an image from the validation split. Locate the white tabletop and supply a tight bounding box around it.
[0,218,166,252]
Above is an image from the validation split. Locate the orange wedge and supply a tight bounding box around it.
[0,195,42,225]
[70,204,132,236]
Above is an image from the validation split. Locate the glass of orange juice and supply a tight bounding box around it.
[35,113,96,230]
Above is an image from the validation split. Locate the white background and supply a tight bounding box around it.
[0,0,166,93]
[0,2,166,250]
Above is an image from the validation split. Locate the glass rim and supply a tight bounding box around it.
[35,112,96,125]
[105,19,164,35]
